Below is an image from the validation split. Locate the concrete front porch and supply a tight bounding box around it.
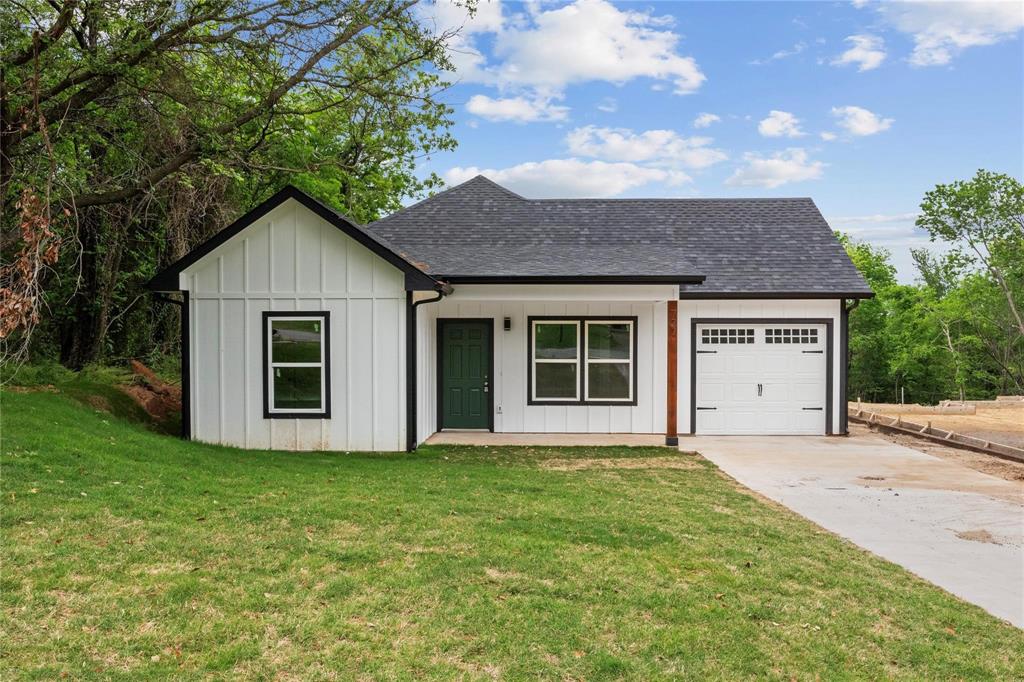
[424,431,667,447]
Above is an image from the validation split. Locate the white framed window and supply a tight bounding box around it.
[263,312,330,418]
[530,320,580,402]
[584,320,634,402]
[529,317,636,405]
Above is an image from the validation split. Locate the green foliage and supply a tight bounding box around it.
[2,0,457,369]
[4,389,1023,678]
[841,191,1023,402]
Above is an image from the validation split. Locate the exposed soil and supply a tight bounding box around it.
[540,456,699,471]
[118,360,181,422]
[850,423,1024,483]
[955,529,1002,545]
[863,404,1024,450]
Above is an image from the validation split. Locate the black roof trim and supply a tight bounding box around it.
[445,275,706,285]
[146,185,439,292]
[678,291,876,300]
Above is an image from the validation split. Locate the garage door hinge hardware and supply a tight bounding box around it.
[802,407,823,411]
[696,350,717,354]
[802,350,824,354]
[696,406,717,410]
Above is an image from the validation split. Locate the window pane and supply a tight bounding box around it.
[534,323,577,359]
[535,363,577,399]
[588,362,630,400]
[271,319,322,363]
[588,323,631,359]
[273,367,322,410]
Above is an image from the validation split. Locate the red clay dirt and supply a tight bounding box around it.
[120,360,181,422]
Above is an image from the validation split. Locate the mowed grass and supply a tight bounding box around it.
[2,391,1022,680]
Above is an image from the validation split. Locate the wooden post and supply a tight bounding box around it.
[666,300,678,445]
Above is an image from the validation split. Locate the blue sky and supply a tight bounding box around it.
[418,0,1024,280]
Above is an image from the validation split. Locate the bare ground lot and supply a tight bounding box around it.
[849,423,1024,483]
[859,403,1024,450]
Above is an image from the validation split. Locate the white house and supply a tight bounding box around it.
[147,177,873,451]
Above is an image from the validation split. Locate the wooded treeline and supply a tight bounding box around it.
[1,0,460,369]
[843,171,1024,404]
[2,4,1022,405]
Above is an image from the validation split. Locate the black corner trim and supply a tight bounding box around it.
[526,316,640,407]
[262,310,332,419]
[146,185,438,292]
[689,318,833,436]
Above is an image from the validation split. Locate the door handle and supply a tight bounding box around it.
[483,380,489,393]
[757,383,763,397]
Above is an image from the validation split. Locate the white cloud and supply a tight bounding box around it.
[466,94,569,123]
[820,131,837,141]
[426,0,705,96]
[565,125,727,169]
[832,34,886,71]
[832,105,893,135]
[597,97,618,113]
[445,159,690,198]
[758,110,805,138]
[726,148,824,188]
[876,1,1024,66]
[750,41,807,65]
[693,112,721,128]
[832,212,920,224]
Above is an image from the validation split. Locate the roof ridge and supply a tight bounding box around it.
[471,174,528,200]
[371,175,525,226]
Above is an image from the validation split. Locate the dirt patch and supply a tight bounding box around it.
[118,360,181,422]
[850,423,1024,483]
[862,403,1024,450]
[85,394,112,411]
[540,456,699,471]
[955,529,1001,545]
[5,384,58,393]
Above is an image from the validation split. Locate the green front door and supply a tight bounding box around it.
[440,321,491,429]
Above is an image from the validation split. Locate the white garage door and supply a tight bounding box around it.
[695,323,827,435]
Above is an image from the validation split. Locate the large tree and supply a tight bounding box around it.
[917,170,1024,335]
[1,0,461,368]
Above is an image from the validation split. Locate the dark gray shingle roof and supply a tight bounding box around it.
[368,176,872,296]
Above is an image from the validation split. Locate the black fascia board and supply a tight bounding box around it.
[440,274,706,285]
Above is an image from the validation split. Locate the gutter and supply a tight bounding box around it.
[150,291,191,440]
[406,285,450,452]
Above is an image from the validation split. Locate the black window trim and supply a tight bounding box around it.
[527,315,639,407]
[262,310,332,419]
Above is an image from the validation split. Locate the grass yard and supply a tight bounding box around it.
[3,390,1022,680]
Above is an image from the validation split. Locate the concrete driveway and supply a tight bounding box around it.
[691,433,1024,627]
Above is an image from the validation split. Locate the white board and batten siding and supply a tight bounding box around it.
[182,199,406,451]
[678,299,843,436]
[414,285,677,445]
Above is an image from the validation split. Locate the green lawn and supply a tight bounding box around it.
[3,390,1022,680]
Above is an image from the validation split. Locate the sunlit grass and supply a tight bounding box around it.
[3,389,1021,679]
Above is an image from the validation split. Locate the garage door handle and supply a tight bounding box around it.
[802,350,823,354]
[802,407,823,411]
[757,383,762,397]
[696,350,717,354]
[696,407,717,411]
